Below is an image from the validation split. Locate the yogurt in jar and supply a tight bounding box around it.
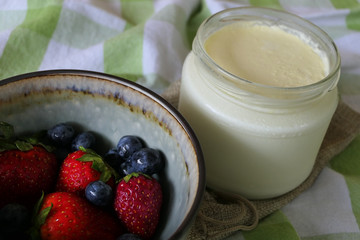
[204,21,327,87]
[178,7,340,199]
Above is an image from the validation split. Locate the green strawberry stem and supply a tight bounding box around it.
[0,121,17,152]
[0,121,55,152]
[0,139,17,152]
[15,140,34,151]
[28,192,53,240]
[0,121,15,139]
[77,146,120,182]
[20,130,56,152]
[122,172,152,183]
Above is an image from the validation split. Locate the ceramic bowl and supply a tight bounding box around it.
[0,70,205,239]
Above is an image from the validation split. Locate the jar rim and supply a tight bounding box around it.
[194,6,341,95]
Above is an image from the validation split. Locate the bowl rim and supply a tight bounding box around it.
[0,69,206,239]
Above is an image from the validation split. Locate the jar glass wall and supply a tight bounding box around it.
[178,7,340,199]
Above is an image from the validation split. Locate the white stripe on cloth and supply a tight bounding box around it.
[0,0,27,10]
[142,19,189,85]
[39,40,104,72]
[280,0,336,17]
[62,0,126,32]
[205,0,249,14]
[0,5,27,55]
[282,167,360,238]
[153,0,199,18]
[336,33,360,75]
[0,29,13,57]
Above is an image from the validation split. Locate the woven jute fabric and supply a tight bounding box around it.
[161,80,360,240]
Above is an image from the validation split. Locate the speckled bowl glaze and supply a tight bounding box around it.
[0,70,205,239]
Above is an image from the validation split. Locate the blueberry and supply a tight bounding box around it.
[117,233,143,240]
[71,132,96,151]
[120,161,132,176]
[47,123,75,146]
[85,181,113,207]
[117,135,143,159]
[125,148,164,175]
[0,203,30,235]
[104,148,124,171]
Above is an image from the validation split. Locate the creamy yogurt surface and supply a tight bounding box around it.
[204,21,327,87]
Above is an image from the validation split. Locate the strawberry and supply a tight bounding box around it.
[0,122,58,208]
[56,146,118,196]
[34,192,124,240]
[114,173,163,239]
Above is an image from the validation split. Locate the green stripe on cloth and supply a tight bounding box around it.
[104,0,155,82]
[330,0,360,31]
[346,7,360,31]
[302,232,360,240]
[0,0,62,80]
[103,25,144,81]
[120,0,154,27]
[330,135,360,178]
[249,0,283,9]
[345,175,360,230]
[330,0,359,9]
[242,211,300,240]
[186,0,210,47]
[330,135,360,229]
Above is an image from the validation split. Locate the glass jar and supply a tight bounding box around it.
[178,7,340,199]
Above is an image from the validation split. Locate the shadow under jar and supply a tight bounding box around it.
[178,7,340,199]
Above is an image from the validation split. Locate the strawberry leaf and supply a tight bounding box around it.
[38,142,56,153]
[0,121,14,139]
[15,140,34,151]
[0,123,54,153]
[77,153,103,166]
[28,204,52,240]
[21,136,39,145]
[77,146,103,162]
[0,139,17,152]
[32,192,45,218]
[90,158,105,172]
[19,130,55,153]
[122,172,152,183]
[28,191,51,240]
[79,146,98,155]
[99,167,112,182]
[36,204,52,226]
[77,147,119,182]
[21,130,46,144]
[123,172,140,183]
[80,154,113,182]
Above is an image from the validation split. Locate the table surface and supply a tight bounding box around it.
[1,1,360,239]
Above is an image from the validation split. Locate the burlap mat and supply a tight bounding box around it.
[161,80,360,240]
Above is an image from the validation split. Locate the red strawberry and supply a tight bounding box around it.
[56,147,117,196]
[35,192,124,240]
[0,122,58,208]
[114,173,163,239]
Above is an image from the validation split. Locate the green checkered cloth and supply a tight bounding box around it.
[1,1,360,239]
